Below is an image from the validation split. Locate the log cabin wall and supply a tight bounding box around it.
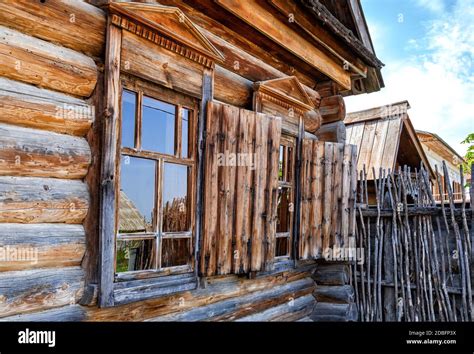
[0,0,382,321]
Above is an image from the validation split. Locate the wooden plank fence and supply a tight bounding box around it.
[352,162,473,321]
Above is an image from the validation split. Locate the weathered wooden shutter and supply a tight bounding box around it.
[201,101,281,276]
[299,140,357,260]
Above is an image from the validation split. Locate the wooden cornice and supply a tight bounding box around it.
[254,76,314,115]
[107,2,224,69]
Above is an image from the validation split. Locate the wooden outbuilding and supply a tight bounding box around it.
[417,130,467,202]
[0,0,383,321]
[345,101,434,203]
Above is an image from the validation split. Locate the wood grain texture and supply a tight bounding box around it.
[0,223,85,271]
[0,176,89,224]
[0,78,94,136]
[0,267,84,318]
[0,26,97,97]
[0,0,105,57]
[86,267,313,321]
[0,123,91,179]
[201,102,281,275]
[121,30,203,99]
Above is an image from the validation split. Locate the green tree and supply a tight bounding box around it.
[461,133,474,173]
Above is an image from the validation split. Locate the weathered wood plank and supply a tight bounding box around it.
[98,19,121,308]
[322,143,334,252]
[314,285,354,304]
[313,264,350,285]
[215,0,352,89]
[86,267,313,321]
[0,223,85,271]
[147,278,314,321]
[233,109,253,273]
[0,176,89,224]
[264,116,281,270]
[237,293,315,322]
[0,304,86,322]
[214,65,253,108]
[0,267,84,318]
[201,102,221,276]
[0,0,105,57]
[0,26,97,97]
[217,104,239,274]
[0,123,91,179]
[0,78,94,136]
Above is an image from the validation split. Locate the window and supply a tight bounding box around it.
[275,135,296,259]
[115,78,197,278]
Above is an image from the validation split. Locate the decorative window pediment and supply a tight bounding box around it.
[253,76,313,115]
[108,2,224,68]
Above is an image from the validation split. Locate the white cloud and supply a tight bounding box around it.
[414,0,445,12]
[346,0,474,156]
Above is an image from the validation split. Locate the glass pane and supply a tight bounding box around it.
[116,239,155,272]
[181,108,189,158]
[121,90,136,148]
[278,145,284,181]
[162,163,189,232]
[119,156,156,234]
[275,237,289,257]
[161,238,190,267]
[277,187,291,233]
[142,96,175,154]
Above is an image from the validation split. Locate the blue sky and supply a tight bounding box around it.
[345,0,474,156]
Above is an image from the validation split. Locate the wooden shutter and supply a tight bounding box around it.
[201,101,281,276]
[299,141,357,260]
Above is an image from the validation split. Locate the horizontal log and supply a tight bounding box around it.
[147,277,314,321]
[310,302,358,322]
[121,30,203,99]
[0,267,84,318]
[86,267,313,321]
[313,264,350,285]
[0,176,89,224]
[0,223,85,271]
[0,77,94,136]
[315,121,346,143]
[236,294,315,322]
[359,206,472,218]
[0,123,91,178]
[0,26,97,97]
[0,0,105,57]
[314,285,354,304]
[320,95,346,124]
[214,65,253,108]
[0,304,86,322]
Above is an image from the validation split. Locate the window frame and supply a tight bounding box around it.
[114,75,199,282]
[275,134,296,261]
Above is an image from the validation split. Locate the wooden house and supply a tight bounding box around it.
[0,0,383,322]
[417,131,467,203]
[345,101,433,204]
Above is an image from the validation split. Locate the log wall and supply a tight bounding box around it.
[0,0,99,320]
[0,0,354,322]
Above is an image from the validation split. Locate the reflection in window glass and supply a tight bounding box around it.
[277,187,291,233]
[161,238,190,267]
[121,90,136,148]
[142,96,175,154]
[116,239,155,272]
[119,156,156,234]
[162,163,188,232]
[278,146,284,181]
[275,237,289,257]
[182,108,189,158]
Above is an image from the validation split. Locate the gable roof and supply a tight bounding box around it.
[108,2,225,63]
[345,101,434,179]
[417,130,465,164]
